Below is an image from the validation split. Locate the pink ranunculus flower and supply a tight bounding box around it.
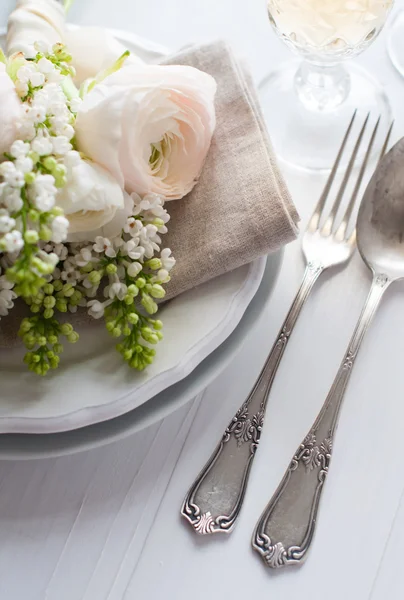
[75,64,217,200]
[0,63,22,158]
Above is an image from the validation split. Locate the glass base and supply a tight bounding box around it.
[387,10,404,79]
[259,60,392,173]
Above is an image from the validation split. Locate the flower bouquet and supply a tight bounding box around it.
[0,0,216,376]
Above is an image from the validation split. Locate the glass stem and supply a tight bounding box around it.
[294,61,351,112]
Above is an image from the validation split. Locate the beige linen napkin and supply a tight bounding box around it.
[162,41,299,299]
[0,41,299,346]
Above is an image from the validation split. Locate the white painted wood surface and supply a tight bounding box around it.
[1,0,404,598]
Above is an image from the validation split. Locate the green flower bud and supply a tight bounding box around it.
[54,175,67,189]
[30,304,40,313]
[55,164,67,178]
[53,343,63,354]
[28,151,40,164]
[43,156,57,172]
[127,284,139,297]
[150,284,165,299]
[24,352,33,365]
[53,280,63,292]
[37,336,47,346]
[152,218,165,228]
[127,312,139,325]
[152,319,163,330]
[19,319,33,333]
[64,287,75,298]
[123,349,133,361]
[81,263,93,273]
[22,333,35,345]
[31,353,41,364]
[50,356,60,369]
[60,323,73,335]
[141,293,158,315]
[44,308,54,319]
[34,290,44,303]
[106,321,115,333]
[146,258,162,270]
[44,295,56,308]
[67,332,79,343]
[130,356,140,369]
[28,209,39,222]
[50,206,64,217]
[39,225,52,241]
[112,327,122,338]
[24,172,36,185]
[106,263,117,274]
[124,295,134,305]
[46,350,55,360]
[56,299,67,312]
[44,283,54,295]
[48,335,58,345]
[88,270,101,284]
[24,230,39,244]
[122,326,131,336]
[41,363,50,375]
[136,277,146,289]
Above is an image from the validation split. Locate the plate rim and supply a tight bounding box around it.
[0,250,283,460]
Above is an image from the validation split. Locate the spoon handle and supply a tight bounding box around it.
[252,273,390,568]
[181,262,323,535]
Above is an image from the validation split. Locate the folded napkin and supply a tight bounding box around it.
[0,40,298,347]
[162,42,299,299]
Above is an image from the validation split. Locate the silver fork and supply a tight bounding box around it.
[181,112,382,536]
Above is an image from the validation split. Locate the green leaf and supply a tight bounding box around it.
[64,0,75,14]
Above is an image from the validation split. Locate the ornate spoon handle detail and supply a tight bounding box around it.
[252,273,390,567]
[181,262,323,535]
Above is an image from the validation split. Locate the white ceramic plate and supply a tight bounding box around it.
[0,27,271,435]
[0,251,282,460]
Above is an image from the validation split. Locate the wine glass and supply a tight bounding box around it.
[387,9,404,78]
[260,0,394,171]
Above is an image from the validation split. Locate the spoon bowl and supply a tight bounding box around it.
[358,138,404,281]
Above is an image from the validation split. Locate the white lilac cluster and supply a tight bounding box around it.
[0,42,76,314]
[1,41,177,375]
[54,192,175,319]
[19,192,175,373]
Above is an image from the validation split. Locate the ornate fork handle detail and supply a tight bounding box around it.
[252,273,390,567]
[181,262,323,535]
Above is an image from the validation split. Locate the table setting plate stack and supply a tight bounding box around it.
[0,2,297,456]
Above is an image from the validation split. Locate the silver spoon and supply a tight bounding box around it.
[253,128,401,569]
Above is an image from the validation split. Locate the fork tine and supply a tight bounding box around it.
[321,112,370,237]
[307,110,357,232]
[378,120,394,163]
[335,116,380,241]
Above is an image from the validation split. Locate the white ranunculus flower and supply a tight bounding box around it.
[67,190,135,243]
[75,63,216,200]
[0,64,22,157]
[7,0,66,57]
[56,152,125,241]
[65,27,143,84]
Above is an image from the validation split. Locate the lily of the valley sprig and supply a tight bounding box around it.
[0,0,216,376]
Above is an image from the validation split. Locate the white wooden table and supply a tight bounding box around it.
[1,1,404,598]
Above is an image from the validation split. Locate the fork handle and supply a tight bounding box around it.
[252,273,390,567]
[181,261,324,535]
